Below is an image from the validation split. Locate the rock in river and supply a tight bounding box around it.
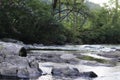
[0,41,42,78]
[52,67,98,78]
[79,71,98,78]
[60,54,76,60]
[0,41,27,57]
[51,67,80,77]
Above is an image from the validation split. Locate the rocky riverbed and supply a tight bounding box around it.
[27,44,120,80]
[0,40,120,80]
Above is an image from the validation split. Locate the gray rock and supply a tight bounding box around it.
[60,54,76,60]
[97,51,120,58]
[28,60,43,77]
[52,67,97,78]
[17,67,29,78]
[27,67,42,78]
[0,41,43,78]
[1,38,24,45]
[5,56,29,68]
[0,41,27,57]
[29,60,39,69]
[79,71,98,78]
[17,67,42,78]
[40,53,63,63]
[0,63,18,77]
[59,54,79,64]
[51,67,80,77]
[0,62,13,68]
[0,56,4,63]
[64,59,79,64]
[0,54,42,78]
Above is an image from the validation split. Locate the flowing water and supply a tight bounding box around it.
[37,45,120,80]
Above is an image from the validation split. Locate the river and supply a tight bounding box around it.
[34,45,120,80]
[2,45,120,80]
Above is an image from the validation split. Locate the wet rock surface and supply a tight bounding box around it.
[0,55,42,79]
[52,67,97,78]
[79,71,98,78]
[97,51,120,58]
[51,67,80,77]
[0,41,42,79]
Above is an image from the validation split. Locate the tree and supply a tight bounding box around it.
[79,0,120,44]
[0,0,67,44]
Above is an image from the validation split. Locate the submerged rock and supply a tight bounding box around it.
[60,54,76,60]
[51,67,97,78]
[40,53,63,63]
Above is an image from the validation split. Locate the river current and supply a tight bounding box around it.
[35,45,120,80]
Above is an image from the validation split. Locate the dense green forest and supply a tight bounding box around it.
[0,0,120,45]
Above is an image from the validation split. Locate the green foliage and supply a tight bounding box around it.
[1,0,120,45]
[79,2,120,44]
[0,0,67,44]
